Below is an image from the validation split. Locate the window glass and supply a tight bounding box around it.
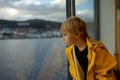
[0,0,67,80]
[76,0,97,39]
[0,0,66,39]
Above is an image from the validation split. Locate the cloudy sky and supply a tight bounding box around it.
[0,0,93,22]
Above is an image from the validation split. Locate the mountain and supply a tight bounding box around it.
[0,19,62,30]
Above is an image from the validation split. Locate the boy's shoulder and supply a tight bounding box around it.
[89,38,106,50]
[89,38,99,45]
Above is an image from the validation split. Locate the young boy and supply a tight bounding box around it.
[60,16,117,80]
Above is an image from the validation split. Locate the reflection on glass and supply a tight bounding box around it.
[75,0,96,39]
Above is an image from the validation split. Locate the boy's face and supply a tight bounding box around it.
[61,31,77,46]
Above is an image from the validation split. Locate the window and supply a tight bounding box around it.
[0,0,67,80]
[76,0,99,39]
[0,0,99,80]
[0,0,66,39]
[66,0,99,39]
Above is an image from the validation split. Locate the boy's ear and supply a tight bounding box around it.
[74,33,80,38]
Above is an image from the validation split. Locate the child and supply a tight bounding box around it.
[60,16,117,80]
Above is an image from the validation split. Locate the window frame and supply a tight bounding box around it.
[66,0,100,39]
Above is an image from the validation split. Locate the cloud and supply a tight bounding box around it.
[75,0,86,5]
[0,0,93,23]
[0,0,66,22]
[76,9,94,22]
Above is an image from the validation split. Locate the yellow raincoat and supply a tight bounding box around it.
[65,39,117,80]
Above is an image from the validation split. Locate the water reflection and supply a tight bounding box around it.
[0,38,67,80]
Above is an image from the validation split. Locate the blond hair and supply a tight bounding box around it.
[60,16,89,41]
